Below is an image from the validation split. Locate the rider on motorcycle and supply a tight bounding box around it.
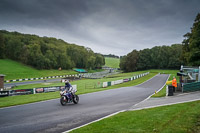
[65,80,72,90]
[65,80,75,100]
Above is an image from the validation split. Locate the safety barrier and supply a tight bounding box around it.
[4,74,82,83]
[0,85,77,97]
[183,81,200,92]
[102,72,149,88]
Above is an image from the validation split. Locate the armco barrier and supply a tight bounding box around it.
[0,85,77,97]
[103,82,108,88]
[102,72,149,88]
[10,89,34,96]
[123,79,129,82]
[114,79,123,85]
[107,82,111,86]
[5,74,83,83]
[0,91,9,97]
[111,81,115,86]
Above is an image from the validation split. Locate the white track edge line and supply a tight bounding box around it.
[63,110,126,133]
[131,74,170,108]
[129,98,200,111]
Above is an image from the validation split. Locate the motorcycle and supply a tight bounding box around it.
[60,88,79,106]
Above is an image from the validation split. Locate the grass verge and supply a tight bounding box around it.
[71,100,200,133]
[0,59,78,80]
[104,57,120,68]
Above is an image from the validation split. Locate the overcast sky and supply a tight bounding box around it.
[0,0,200,56]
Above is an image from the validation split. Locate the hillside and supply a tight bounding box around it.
[105,57,120,68]
[0,59,77,80]
[0,30,105,70]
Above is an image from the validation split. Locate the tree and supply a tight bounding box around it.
[137,48,152,70]
[0,33,5,58]
[87,56,96,69]
[119,55,127,71]
[123,50,139,72]
[95,54,104,68]
[168,44,183,69]
[182,13,200,65]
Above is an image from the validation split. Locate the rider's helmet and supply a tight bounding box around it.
[65,80,69,83]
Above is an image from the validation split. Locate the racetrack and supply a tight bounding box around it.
[0,74,169,133]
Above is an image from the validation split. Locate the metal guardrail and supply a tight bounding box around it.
[0,85,77,97]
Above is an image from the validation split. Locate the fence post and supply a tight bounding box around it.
[33,88,36,94]
[166,86,168,96]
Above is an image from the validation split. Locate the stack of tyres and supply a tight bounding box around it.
[168,85,174,96]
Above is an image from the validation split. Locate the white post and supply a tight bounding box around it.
[33,88,36,94]
[166,86,168,96]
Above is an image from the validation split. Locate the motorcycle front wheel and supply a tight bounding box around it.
[60,96,68,106]
[73,95,79,104]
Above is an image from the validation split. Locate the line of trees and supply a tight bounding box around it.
[120,44,183,72]
[120,13,200,72]
[0,30,105,70]
[104,54,119,58]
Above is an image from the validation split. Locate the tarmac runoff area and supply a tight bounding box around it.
[129,91,200,111]
[66,91,200,133]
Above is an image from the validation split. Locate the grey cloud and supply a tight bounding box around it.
[0,0,200,55]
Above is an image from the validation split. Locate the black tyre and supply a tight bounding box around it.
[60,96,67,106]
[73,95,79,104]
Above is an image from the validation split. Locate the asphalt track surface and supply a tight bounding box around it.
[0,74,169,133]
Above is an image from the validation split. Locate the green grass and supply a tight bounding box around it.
[104,57,120,68]
[0,92,59,108]
[0,71,156,108]
[0,59,78,80]
[71,100,200,133]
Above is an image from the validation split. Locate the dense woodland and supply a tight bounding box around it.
[0,30,105,70]
[120,44,183,72]
[181,13,200,66]
[120,13,200,72]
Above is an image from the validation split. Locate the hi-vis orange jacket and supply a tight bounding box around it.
[172,78,177,88]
